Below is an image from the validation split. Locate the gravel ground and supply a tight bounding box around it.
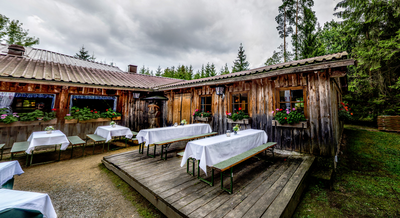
[12,145,140,218]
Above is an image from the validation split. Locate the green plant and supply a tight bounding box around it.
[233,124,240,132]
[193,109,211,117]
[45,126,55,131]
[100,108,121,118]
[19,110,45,121]
[226,108,249,121]
[110,121,116,125]
[273,108,306,125]
[181,119,187,125]
[64,113,74,120]
[70,106,100,121]
[339,102,353,121]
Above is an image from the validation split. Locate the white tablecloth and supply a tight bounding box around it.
[137,123,212,147]
[0,161,24,186]
[94,125,133,142]
[26,130,70,154]
[180,129,268,175]
[0,189,57,218]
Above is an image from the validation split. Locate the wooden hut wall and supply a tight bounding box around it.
[164,70,344,156]
[0,81,149,152]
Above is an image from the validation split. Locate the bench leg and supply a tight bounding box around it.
[147,144,156,158]
[71,144,74,159]
[25,153,28,166]
[58,144,62,161]
[10,152,13,161]
[187,158,196,176]
[138,142,144,154]
[30,151,34,166]
[102,141,105,153]
[197,160,214,186]
[221,167,234,194]
[161,143,171,160]
[93,141,96,154]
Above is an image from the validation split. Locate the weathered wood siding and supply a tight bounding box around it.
[164,69,345,156]
[0,82,154,152]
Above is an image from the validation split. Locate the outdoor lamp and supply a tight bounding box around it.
[132,93,140,99]
[215,86,225,99]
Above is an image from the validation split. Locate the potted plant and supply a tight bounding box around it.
[101,108,121,120]
[110,121,116,128]
[45,126,55,134]
[232,124,240,134]
[272,108,307,128]
[226,108,250,124]
[70,107,106,123]
[180,119,187,125]
[64,113,77,123]
[0,109,18,125]
[193,109,212,122]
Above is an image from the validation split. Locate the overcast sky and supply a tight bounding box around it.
[1,0,340,73]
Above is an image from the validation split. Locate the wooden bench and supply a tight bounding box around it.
[152,132,218,160]
[86,134,107,154]
[210,142,277,194]
[0,143,4,160]
[10,141,30,166]
[67,136,86,158]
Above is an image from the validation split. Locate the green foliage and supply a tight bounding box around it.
[0,109,18,124]
[275,0,295,62]
[19,110,50,121]
[110,121,116,125]
[64,114,74,120]
[193,109,211,117]
[45,126,55,131]
[232,43,250,73]
[0,14,39,46]
[220,63,230,75]
[338,101,354,122]
[74,45,95,61]
[70,106,100,121]
[100,108,121,119]
[139,65,153,76]
[180,119,187,125]
[226,108,249,121]
[233,124,240,132]
[273,108,306,124]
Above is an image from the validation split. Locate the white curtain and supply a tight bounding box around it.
[0,92,15,109]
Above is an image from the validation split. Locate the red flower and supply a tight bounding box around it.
[76,110,79,112]
[112,113,115,115]
[284,159,287,161]
[106,109,108,111]
[51,108,56,111]
[237,112,239,114]
[90,110,93,112]
[94,111,98,114]
[284,117,287,119]
[280,109,283,111]
[239,107,242,110]
[207,111,209,113]
[351,113,353,115]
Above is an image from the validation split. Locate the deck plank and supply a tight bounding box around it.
[102,150,313,218]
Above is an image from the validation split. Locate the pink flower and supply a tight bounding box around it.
[286,111,290,114]
[292,108,296,111]
[195,109,199,112]
[276,108,280,111]
[271,111,274,114]
[228,113,231,116]
[193,113,195,116]
[66,114,71,116]
[13,112,17,114]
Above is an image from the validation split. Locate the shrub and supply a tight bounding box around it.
[226,108,249,121]
[193,109,211,117]
[273,108,306,125]
[100,108,121,118]
[339,102,353,121]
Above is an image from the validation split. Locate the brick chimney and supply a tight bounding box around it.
[8,44,25,56]
[128,65,137,74]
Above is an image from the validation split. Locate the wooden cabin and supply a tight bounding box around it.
[158,52,354,156]
[0,44,354,157]
[0,44,181,152]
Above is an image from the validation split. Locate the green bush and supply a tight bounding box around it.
[100,108,121,118]
[226,108,249,121]
[70,106,100,121]
[273,108,306,124]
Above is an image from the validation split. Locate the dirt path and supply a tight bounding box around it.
[12,145,139,218]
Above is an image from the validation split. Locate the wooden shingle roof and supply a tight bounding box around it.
[0,44,182,90]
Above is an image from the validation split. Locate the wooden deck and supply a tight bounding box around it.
[102,148,315,218]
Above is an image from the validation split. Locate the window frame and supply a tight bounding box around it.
[229,91,250,115]
[275,86,308,118]
[199,95,212,113]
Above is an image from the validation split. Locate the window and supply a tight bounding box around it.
[200,96,212,112]
[70,95,117,112]
[11,93,56,113]
[232,92,248,114]
[276,87,306,115]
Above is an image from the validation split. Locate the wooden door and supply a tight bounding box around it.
[172,93,192,124]
[181,93,192,122]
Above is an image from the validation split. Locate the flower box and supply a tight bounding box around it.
[79,118,111,123]
[0,119,58,127]
[194,116,211,122]
[226,118,250,124]
[65,119,78,124]
[273,120,308,128]
[112,116,121,121]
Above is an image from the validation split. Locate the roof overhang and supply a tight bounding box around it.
[156,59,355,91]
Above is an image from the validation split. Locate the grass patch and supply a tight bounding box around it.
[99,163,166,218]
[294,126,400,217]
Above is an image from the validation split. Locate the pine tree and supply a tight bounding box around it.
[275,0,295,62]
[194,70,201,79]
[220,63,230,75]
[264,50,283,66]
[155,66,162,76]
[232,43,250,73]
[75,45,91,60]
[200,65,205,78]
[0,14,39,46]
[297,4,321,59]
[210,63,217,77]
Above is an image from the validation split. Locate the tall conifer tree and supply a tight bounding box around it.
[232,43,250,73]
